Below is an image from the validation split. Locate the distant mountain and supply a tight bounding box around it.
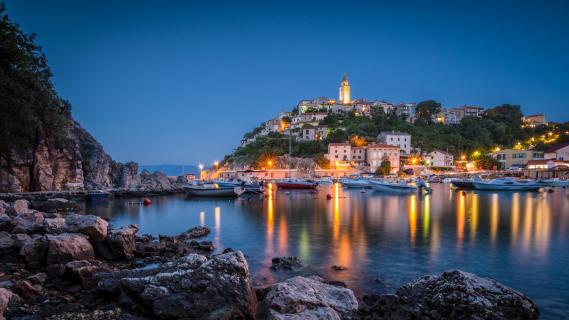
[139,164,199,176]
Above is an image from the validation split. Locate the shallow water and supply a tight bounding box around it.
[85,183,569,319]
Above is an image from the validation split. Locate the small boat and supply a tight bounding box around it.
[243,182,265,194]
[339,178,370,188]
[88,190,111,202]
[315,177,333,185]
[369,180,418,193]
[184,185,244,197]
[275,179,318,190]
[212,179,241,188]
[538,178,569,188]
[471,177,542,191]
[451,179,476,189]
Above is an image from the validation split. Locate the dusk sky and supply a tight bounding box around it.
[6,0,569,165]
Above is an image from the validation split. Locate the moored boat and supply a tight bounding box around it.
[538,178,569,188]
[88,190,111,202]
[369,180,418,193]
[184,185,244,197]
[275,179,318,190]
[339,178,370,188]
[451,179,476,189]
[471,177,542,191]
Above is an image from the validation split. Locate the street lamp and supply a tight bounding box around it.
[268,160,273,170]
[198,164,204,179]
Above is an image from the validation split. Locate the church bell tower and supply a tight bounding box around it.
[339,74,351,104]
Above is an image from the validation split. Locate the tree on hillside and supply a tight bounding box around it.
[0,4,71,154]
[375,159,391,176]
[415,100,442,123]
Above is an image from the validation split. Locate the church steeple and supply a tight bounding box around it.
[339,74,351,104]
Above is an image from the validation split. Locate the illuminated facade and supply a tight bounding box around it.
[339,74,351,104]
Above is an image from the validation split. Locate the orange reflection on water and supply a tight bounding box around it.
[457,192,465,249]
[423,195,430,239]
[199,211,205,227]
[523,194,533,253]
[214,207,221,248]
[333,183,340,241]
[470,194,479,244]
[278,215,288,256]
[511,193,520,245]
[490,194,499,246]
[409,195,417,245]
[534,197,551,255]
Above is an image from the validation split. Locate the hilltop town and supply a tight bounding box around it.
[220,75,569,179]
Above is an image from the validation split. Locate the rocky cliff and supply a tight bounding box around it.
[0,120,139,192]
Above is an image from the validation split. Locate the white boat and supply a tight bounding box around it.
[339,178,370,188]
[212,179,241,188]
[471,177,542,191]
[368,180,418,193]
[184,185,244,197]
[315,177,333,185]
[538,178,569,188]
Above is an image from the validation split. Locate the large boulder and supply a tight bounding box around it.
[176,226,210,240]
[46,233,94,265]
[42,217,66,234]
[19,235,48,267]
[31,198,81,213]
[356,270,539,320]
[64,260,110,288]
[64,213,108,241]
[96,251,257,319]
[95,224,138,260]
[0,232,15,254]
[0,214,12,232]
[258,276,358,319]
[0,288,14,320]
[7,200,30,216]
[11,211,45,234]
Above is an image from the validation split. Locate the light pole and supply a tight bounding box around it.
[199,164,204,180]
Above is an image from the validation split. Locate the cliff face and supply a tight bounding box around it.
[0,120,139,192]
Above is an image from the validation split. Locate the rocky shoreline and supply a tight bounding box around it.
[0,199,540,319]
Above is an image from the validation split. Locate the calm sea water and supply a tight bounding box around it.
[85,184,569,319]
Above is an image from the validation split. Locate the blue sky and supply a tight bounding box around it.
[5,0,569,165]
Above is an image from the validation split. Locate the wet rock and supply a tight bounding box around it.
[45,308,126,320]
[332,265,348,271]
[188,240,214,252]
[65,260,109,288]
[96,251,257,319]
[0,288,14,319]
[176,226,210,240]
[19,235,48,267]
[0,232,15,253]
[95,224,138,260]
[356,270,539,320]
[13,280,40,300]
[271,256,303,270]
[64,213,108,241]
[0,200,8,214]
[31,198,81,213]
[11,211,45,234]
[0,214,13,232]
[46,233,95,265]
[8,199,30,216]
[258,276,358,319]
[43,217,66,234]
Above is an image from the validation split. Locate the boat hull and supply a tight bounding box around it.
[472,182,541,191]
[184,186,239,197]
[340,179,370,188]
[369,181,418,193]
[451,180,476,189]
[275,182,317,190]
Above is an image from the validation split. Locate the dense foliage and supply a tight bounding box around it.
[225,98,569,168]
[0,5,71,155]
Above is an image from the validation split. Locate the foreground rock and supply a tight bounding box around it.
[357,270,539,320]
[96,251,257,319]
[0,288,14,320]
[46,233,94,265]
[258,276,358,319]
[271,256,303,270]
[95,224,138,260]
[64,213,108,241]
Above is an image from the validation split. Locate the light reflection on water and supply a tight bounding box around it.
[85,183,569,319]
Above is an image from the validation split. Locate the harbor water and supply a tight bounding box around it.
[85,183,569,319]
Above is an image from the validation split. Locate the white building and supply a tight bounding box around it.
[377,131,412,155]
[327,143,351,162]
[544,143,569,161]
[351,147,366,163]
[426,150,454,168]
[394,103,417,123]
[366,144,400,173]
